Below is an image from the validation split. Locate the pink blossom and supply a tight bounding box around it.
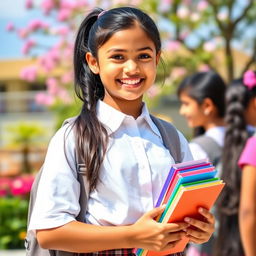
[60,0,77,9]
[35,92,55,106]
[41,0,55,15]
[171,67,187,80]
[197,0,209,12]
[61,72,73,84]
[20,66,37,82]
[203,41,216,52]
[57,8,72,21]
[158,0,172,12]
[6,22,15,31]
[28,19,49,32]
[46,78,60,95]
[166,40,181,51]
[21,39,36,54]
[243,70,256,90]
[198,64,210,72]
[10,176,34,196]
[75,0,89,8]
[39,49,60,72]
[217,11,228,21]
[58,89,72,104]
[63,46,73,60]
[25,0,33,9]
[18,28,29,39]
[177,6,189,19]
[57,26,70,36]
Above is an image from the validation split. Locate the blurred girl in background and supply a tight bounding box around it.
[215,70,256,256]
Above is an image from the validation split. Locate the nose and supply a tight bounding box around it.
[123,60,139,75]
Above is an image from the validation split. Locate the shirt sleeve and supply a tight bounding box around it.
[238,136,256,168]
[189,142,208,161]
[28,124,81,231]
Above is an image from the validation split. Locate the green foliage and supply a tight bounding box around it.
[7,123,45,146]
[0,196,28,249]
[7,122,46,173]
[50,98,82,130]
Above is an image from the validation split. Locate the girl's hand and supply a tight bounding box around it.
[130,205,189,252]
[184,207,215,244]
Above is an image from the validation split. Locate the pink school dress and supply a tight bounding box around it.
[238,135,256,168]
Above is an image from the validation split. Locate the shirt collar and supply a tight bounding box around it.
[96,100,161,138]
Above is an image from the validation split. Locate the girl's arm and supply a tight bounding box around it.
[239,164,256,256]
[37,205,189,253]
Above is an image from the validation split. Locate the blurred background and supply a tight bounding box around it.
[0,0,255,252]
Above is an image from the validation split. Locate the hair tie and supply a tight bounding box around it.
[243,70,256,90]
[98,10,107,19]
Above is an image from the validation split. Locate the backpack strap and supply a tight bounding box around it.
[62,117,88,222]
[191,135,222,165]
[150,115,182,164]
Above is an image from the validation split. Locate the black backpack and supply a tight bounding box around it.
[25,115,183,256]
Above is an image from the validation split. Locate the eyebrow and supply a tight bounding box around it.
[107,46,154,53]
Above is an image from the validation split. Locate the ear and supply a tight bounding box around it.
[156,51,161,65]
[202,97,214,116]
[85,52,99,74]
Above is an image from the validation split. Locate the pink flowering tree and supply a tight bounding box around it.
[7,0,256,113]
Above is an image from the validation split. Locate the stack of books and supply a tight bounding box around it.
[133,159,225,256]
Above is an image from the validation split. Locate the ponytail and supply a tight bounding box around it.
[73,8,108,192]
[70,6,162,192]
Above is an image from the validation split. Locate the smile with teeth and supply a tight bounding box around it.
[119,78,142,86]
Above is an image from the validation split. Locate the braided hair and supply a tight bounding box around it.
[215,71,256,256]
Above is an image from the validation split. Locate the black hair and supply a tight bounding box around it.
[177,71,226,136]
[214,71,256,256]
[72,7,161,192]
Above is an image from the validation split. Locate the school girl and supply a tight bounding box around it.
[28,7,215,255]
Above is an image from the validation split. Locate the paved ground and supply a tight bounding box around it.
[0,250,25,256]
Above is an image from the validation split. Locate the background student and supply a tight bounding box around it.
[238,70,256,256]
[239,133,256,256]
[215,70,256,256]
[28,6,216,255]
[177,71,226,166]
[177,71,226,256]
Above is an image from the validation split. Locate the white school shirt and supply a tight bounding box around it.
[189,126,225,160]
[29,100,193,232]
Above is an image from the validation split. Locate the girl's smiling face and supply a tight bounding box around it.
[86,24,160,113]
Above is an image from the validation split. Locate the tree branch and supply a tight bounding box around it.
[233,0,254,27]
[242,39,256,75]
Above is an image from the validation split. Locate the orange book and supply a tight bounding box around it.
[136,181,225,256]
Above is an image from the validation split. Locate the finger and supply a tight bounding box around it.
[184,217,213,232]
[146,205,166,219]
[185,227,208,240]
[186,234,207,244]
[166,231,186,242]
[164,222,189,233]
[162,237,184,251]
[198,207,215,225]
